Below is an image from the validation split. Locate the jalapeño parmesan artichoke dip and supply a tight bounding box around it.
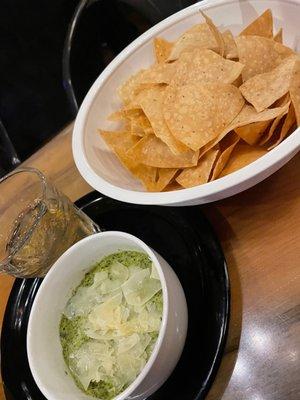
[59,251,163,399]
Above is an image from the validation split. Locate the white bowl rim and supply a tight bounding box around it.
[27,231,169,400]
[72,0,300,205]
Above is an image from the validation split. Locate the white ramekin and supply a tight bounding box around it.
[27,231,188,400]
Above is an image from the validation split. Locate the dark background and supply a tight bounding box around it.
[0,0,197,165]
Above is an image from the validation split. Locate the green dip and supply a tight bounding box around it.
[59,251,163,399]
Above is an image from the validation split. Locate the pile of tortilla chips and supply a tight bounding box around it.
[100,9,299,191]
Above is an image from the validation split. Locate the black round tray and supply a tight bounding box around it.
[1,191,229,400]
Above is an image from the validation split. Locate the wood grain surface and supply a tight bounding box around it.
[0,123,299,400]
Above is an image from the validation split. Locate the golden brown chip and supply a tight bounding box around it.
[240,9,273,38]
[223,30,238,59]
[130,120,144,137]
[289,59,300,126]
[108,107,142,122]
[100,130,162,190]
[268,104,296,149]
[147,168,178,192]
[220,143,268,177]
[108,110,125,122]
[136,86,188,154]
[211,132,240,180]
[236,102,290,125]
[231,75,243,87]
[132,165,158,191]
[163,82,244,151]
[240,56,297,112]
[237,93,292,144]
[108,108,151,136]
[198,103,291,156]
[154,38,173,63]
[259,114,285,145]
[167,23,218,61]
[259,93,291,145]
[118,70,147,104]
[176,147,219,188]
[235,36,294,81]
[234,120,270,145]
[118,63,176,105]
[162,180,182,192]
[140,62,177,85]
[271,92,291,108]
[156,168,178,190]
[127,134,198,168]
[130,114,153,137]
[100,130,140,169]
[185,22,211,35]
[132,113,152,127]
[273,28,283,43]
[171,49,244,86]
[200,11,225,57]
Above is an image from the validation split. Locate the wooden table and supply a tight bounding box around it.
[0,123,299,400]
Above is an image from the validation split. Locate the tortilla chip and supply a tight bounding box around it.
[211,132,240,180]
[232,75,243,87]
[130,114,153,137]
[154,37,173,63]
[235,36,294,81]
[136,86,188,154]
[100,130,163,191]
[235,94,290,145]
[171,49,244,86]
[108,109,151,136]
[108,105,144,121]
[140,62,176,85]
[163,180,182,192]
[108,110,125,122]
[118,63,176,104]
[260,97,290,145]
[240,9,273,38]
[240,56,297,112]
[132,165,158,191]
[273,28,283,43]
[220,143,268,177]
[130,119,144,136]
[147,168,178,192]
[260,112,287,145]
[167,23,218,61]
[289,59,300,126]
[101,130,162,189]
[185,22,211,35]
[200,11,225,57]
[163,82,244,151]
[100,130,140,169]
[223,30,238,59]
[271,93,291,108]
[268,105,296,149]
[118,70,147,104]
[235,120,271,145]
[176,147,219,188]
[199,103,291,156]
[127,134,198,168]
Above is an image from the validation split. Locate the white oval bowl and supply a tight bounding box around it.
[73,0,300,206]
[27,231,188,400]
